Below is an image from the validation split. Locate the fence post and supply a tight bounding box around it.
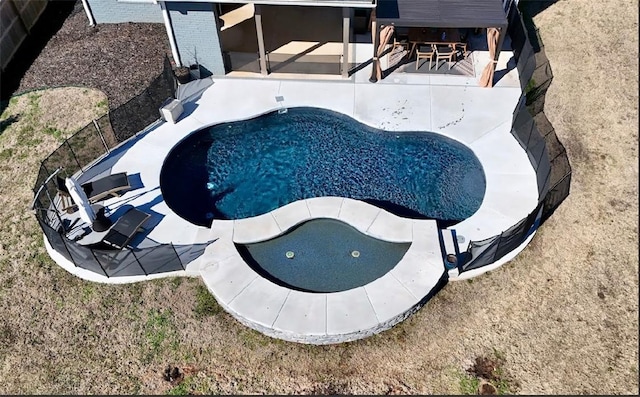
[62,139,83,171]
[130,249,148,276]
[524,111,534,149]
[535,129,546,174]
[43,184,66,232]
[90,250,110,277]
[493,231,506,265]
[39,162,51,181]
[171,243,185,270]
[93,118,110,153]
[57,233,75,268]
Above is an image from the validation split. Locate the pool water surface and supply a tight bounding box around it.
[160,107,486,227]
[236,218,411,293]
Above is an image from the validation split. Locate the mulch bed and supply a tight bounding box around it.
[15,1,172,108]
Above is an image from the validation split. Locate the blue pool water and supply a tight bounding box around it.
[160,107,486,227]
[236,218,411,293]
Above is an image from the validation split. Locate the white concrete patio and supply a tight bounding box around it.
[45,48,539,343]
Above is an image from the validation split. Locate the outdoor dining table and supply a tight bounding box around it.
[407,27,463,57]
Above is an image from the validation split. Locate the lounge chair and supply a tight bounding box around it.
[56,173,131,205]
[101,208,151,250]
[82,172,131,203]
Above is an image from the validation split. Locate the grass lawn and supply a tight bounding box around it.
[0,0,637,394]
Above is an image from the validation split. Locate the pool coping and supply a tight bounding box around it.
[199,197,447,344]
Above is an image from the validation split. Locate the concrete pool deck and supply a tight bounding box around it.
[45,49,539,343]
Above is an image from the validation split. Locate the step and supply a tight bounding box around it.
[441,228,458,257]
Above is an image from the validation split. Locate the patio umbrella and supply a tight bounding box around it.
[369,24,395,83]
[479,27,500,88]
[65,177,95,225]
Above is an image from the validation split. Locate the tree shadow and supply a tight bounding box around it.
[0,114,20,136]
[518,0,559,53]
[0,0,77,102]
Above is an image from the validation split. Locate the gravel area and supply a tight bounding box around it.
[15,1,171,108]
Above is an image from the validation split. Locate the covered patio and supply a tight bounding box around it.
[219,1,376,78]
[371,0,509,86]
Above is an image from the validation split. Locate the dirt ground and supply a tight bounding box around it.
[0,0,637,395]
[11,1,170,109]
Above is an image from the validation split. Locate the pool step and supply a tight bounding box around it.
[441,229,458,257]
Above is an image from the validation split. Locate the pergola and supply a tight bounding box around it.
[371,0,509,86]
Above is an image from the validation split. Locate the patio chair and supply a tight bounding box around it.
[101,207,151,250]
[81,172,131,203]
[434,44,457,70]
[453,41,468,60]
[55,176,75,213]
[415,44,436,71]
[393,35,410,53]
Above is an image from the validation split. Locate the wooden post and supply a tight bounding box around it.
[494,26,506,65]
[254,5,268,75]
[369,20,380,83]
[342,8,350,78]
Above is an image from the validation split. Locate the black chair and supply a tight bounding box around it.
[57,173,131,204]
[82,172,131,203]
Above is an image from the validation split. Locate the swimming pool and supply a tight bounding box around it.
[236,218,411,293]
[160,107,486,227]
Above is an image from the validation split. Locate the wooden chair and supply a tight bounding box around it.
[393,36,410,52]
[393,28,410,51]
[434,44,457,70]
[415,44,436,71]
[453,42,468,60]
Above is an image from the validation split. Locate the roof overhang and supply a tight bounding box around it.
[376,0,508,28]
[162,0,376,8]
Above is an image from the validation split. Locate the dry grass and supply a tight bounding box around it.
[0,0,638,394]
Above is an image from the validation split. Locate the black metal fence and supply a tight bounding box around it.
[459,0,571,272]
[31,9,570,276]
[32,56,187,278]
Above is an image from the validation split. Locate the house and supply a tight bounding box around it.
[80,0,513,83]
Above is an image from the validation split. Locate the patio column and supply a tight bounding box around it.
[368,14,379,83]
[159,1,181,67]
[495,26,506,66]
[342,8,350,78]
[254,4,268,75]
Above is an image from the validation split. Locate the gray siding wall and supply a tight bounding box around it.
[167,2,225,76]
[86,0,163,24]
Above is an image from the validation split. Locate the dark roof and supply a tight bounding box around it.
[376,0,508,28]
